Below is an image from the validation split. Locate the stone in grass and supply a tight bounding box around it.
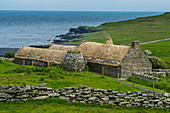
[101,97,109,101]
[33,96,49,100]
[88,97,97,101]
[0,99,7,102]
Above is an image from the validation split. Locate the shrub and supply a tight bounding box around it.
[85,65,90,71]
[40,77,45,81]
[4,52,15,58]
[148,56,168,69]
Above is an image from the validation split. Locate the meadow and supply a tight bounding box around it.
[0,60,169,112]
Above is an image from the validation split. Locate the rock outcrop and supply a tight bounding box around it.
[70,26,98,34]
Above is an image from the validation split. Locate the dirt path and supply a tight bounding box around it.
[119,80,163,93]
[140,38,170,45]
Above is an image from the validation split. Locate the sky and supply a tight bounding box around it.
[0,0,170,11]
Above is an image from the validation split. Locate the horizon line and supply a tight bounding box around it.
[0,9,165,12]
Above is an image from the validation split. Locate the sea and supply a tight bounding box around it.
[0,11,163,48]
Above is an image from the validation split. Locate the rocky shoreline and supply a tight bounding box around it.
[52,26,99,44]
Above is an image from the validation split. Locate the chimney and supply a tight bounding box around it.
[132,41,140,48]
[105,38,113,45]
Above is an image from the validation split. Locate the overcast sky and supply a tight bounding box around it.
[0,0,169,11]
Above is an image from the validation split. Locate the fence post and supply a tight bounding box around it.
[117,73,119,82]
[23,60,25,65]
[32,60,34,67]
[75,65,77,74]
[133,76,135,87]
[48,61,49,69]
[102,67,104,77]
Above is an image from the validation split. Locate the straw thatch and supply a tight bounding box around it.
[15,47,67,64]
[49,45,78,51]
[78,41,131,63]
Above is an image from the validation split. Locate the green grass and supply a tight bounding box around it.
[127,76,170,93]
[140,40,170,57]
[66,13,170,64]
[0,61,169,112]
[67,13,170,45]
[0,60,141,91]
[0,97,169,113]
[124,80,167,93]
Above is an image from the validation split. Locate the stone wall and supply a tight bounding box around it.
[121,41,152,78]
[61,52,86,71]
[132,73,160,82]
[1,85,170,108]
[87,62,121,77]
[14,58,58,67]
[153,69,170,77]
[56,85,170,108]
[0,83,56,102]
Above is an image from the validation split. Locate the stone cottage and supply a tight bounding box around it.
[14,38,152,78]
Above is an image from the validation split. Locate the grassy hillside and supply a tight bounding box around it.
[68,13,170,45]
[0,61,169,112]
[140,40,170,57]
[0,60,141,91]
[67,13,170,66]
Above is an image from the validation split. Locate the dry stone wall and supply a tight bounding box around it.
[132,73,160,82]
[0,83,55,102]
[1,84,169,108]
[153,69,170,77]
[61,52,86,71]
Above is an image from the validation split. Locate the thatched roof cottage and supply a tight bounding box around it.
[15,38,152,78]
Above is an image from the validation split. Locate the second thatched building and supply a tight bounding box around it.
[15,38,152,78]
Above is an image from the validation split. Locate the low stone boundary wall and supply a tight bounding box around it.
[0,83,56,102]
[132,73,160,82]
[0,85,170,108]
[153,69,170,77]
[55,85,170,108]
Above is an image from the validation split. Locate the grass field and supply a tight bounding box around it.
[0,61,169,112]
[1,97,169,113]
[127,76,170,93]
[140,40,170,57]
[0,60,141,91]
[67,13,170,45]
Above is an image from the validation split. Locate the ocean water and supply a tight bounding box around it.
[0,11,163,48]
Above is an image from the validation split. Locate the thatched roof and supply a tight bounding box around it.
[78,39,131,65]
[49,45,77,51]
[15,46,67,64]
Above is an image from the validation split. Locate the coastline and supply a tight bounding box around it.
[0,48,19,57]
[0,12,168,56]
